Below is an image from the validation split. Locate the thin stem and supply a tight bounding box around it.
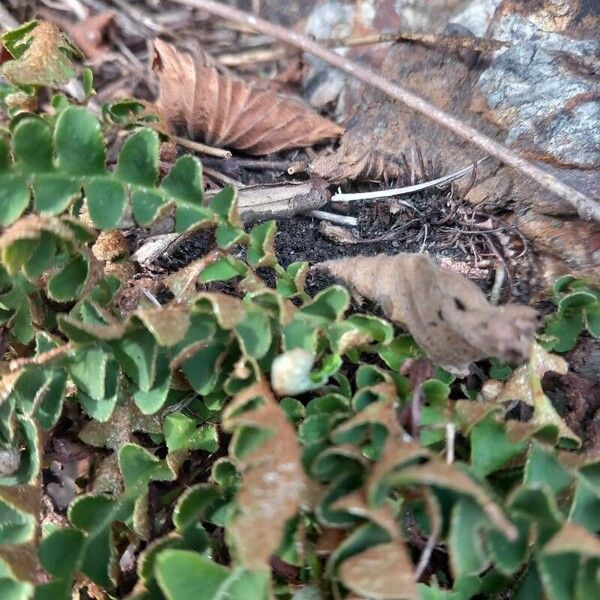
[414,534,437,582]
[332,160,484,202]
[169,133,232,159]
[489,263,506,305]
[323,30,508,53]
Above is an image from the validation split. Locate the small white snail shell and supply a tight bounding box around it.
[271,348,315,396]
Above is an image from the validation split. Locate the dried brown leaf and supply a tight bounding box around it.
[1,21,80,88]
[311,145,404,183]
[332,490,417,600]
[194,292,245,330]
[152,40,343,156]
[317,253,538,373]
[484,342,580,447]
[222,380,306,570]
[543,522,600,558]
[135,307,190,347]
[397,461,517,540]
[332,392,404,440]
[340,544,417,600]
[162,251,222,302]
[0,541,45,585]
[0,215,76,249]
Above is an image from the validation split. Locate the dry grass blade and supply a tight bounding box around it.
[222,380,307,569]
[317,253,538,373]
[331,160,484,201]
[152,40,343,156]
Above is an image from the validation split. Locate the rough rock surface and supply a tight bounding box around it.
[450,0,503,36]
[302,0,404,116]
[478,7,600,170]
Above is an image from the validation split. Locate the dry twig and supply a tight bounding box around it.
[323,30,508,53]
[171,0,600,223]
[310,210,358,227]
[168,132,232,159]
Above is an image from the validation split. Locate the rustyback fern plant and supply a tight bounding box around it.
[0,20,599,600]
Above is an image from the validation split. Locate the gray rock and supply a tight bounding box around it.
[303,0,355,108]
[476,12,600,169]
[450,0,502,37]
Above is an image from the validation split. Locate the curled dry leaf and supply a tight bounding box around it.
[1,21,81,88]
[482,342,580,447]
[152,40,343,156]
[317,253,538,373]
[222,381,306,570]
[332,490,417,600]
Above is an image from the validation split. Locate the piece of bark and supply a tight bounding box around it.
[317,253,538,373]
[131,233,181,266]
[318,221,360,244]
[152,39,343,156]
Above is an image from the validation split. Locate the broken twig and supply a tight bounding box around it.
[310,210,358,227]
[217,45,296,66]
[168,132,232,159]
[233,179,330,223]
[323,31,508,53]
[171,0,600,222]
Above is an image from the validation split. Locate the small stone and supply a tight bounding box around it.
[0,447,21,476]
